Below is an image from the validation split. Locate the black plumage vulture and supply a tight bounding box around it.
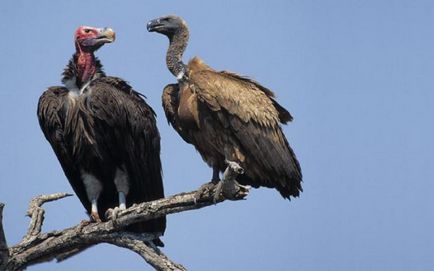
[37,26,165,244]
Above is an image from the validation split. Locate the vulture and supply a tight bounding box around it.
[147,15,302,200]
[37,26,166,244]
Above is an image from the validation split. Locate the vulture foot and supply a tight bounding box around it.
[213,179,250,203]
[152,237,165,248]
[105,207,122,228]
[77,220,92,232]
[194,181,218,204]
[213,161,250,203]
[90,211,102,223]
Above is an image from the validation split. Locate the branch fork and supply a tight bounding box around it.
[0,175,249,271]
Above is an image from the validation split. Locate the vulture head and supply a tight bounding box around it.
[147,15,188,37]
[74,26,116,52]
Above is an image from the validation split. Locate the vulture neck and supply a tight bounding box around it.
[76,51,97,87]
[167,29,189,80]
[62,51,105,94]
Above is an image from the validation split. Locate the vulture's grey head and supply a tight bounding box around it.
[147,15,188,37]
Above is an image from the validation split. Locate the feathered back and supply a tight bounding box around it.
[188,57,292,124]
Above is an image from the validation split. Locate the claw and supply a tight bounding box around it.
[221,179,251,200]
[233,184,251,198]
[194,181,217,204]
[106,207,121,228]
[215,160,250,201]
[90,211,102,223]
[77,219,92,232]
[105,208,113,220]
[153,237,165,248]
[213,181,224,203]
[197,161,249,204]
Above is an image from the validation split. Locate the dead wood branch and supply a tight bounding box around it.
[0,204,8,271]
[1,170,247,271]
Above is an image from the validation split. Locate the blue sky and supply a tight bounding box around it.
[1,0,433,270]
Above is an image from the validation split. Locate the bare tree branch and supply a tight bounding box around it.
[23,193,72,243]
[2,167,247,271]
[0,203,8,271]
[102,232,186,271]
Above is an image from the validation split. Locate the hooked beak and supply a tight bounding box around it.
[96,27,116,43]
[147,19,163,32]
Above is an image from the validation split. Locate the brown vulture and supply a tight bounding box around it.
[147,15,302,200]
[37,26,165,244]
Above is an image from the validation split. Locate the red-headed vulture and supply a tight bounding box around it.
[37,26,165,245]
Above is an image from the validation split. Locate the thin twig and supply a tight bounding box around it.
[24,193,72,242]
[100,232,186,271]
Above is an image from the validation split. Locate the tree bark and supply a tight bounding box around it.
[0,170,248,271]
[0,204,8,271]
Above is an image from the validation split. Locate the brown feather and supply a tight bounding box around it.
[151,15,301,199]
[162,56,302,198]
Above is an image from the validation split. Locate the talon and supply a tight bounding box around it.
[236,184,251,198]
[78,220,91,232]
[90,211,102,223]
[105,208,114,220]
[106,207,121,228]
[213,181,224,203]
[147,240,158,250]
[239,184,251,191]
[220,179,250,200]
[194,181,217,203]
[153,237,165,248]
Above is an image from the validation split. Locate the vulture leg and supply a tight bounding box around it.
[114,167,129,210]
[118,192,127,210]
[90,200,102,222]
[82,171,103,222]
[213,160,250,203]
[211,166,221,183]
[106,167,130,223]
[193,166,221,203]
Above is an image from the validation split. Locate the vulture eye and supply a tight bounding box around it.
[84,29,92,33]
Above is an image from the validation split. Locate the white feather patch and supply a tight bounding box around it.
[176,70,185,81]
[65,77,80,97]
[79,80,92,95]
[81,170,103,201]
[64,76,92,97]
[114,167,130,195]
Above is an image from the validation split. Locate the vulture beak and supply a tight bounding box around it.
[97,27,116,43]
[147,19,162,32]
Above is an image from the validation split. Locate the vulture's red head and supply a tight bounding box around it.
[74,26,115,52]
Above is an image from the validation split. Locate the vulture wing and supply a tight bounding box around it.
[162,83,193,144]
[37,87,90,208]
[87,77,164,200]
[190,67,302,198]
[85,77,165,232]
